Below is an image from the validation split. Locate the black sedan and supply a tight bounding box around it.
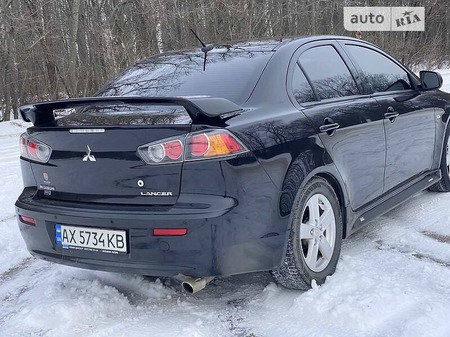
[16,35,450,293]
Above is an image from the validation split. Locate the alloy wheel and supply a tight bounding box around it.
[299,193,336,272]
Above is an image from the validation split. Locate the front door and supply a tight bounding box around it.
[341,43,436,192]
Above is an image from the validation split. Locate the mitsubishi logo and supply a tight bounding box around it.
[82,145,96,162]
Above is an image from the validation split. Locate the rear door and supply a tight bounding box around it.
[341,42,437,192]
[28,104,192,205]
[291,42,386,210]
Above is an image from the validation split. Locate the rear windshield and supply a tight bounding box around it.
[96,50,273,104]
[55,104,191,126]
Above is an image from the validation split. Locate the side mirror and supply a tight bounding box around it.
[419,71,443,91]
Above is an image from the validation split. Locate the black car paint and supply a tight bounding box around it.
[16,36,450,278]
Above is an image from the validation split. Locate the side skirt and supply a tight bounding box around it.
[348,169,441,235]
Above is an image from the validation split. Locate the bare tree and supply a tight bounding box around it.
[1,0,449,121]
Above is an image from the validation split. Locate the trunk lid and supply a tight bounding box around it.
[28,105,191,205]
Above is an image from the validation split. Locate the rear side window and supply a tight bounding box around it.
[299,45,359,100]
[291,65,316,104]
[345,45,411,93]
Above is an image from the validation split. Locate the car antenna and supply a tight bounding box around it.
[190,29,213,71]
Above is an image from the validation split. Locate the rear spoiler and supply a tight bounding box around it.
[19,96,243,126]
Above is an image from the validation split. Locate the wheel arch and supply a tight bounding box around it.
[316,172,348,239]
[279,149,350,240]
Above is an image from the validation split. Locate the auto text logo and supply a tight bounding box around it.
[344,7,425,31]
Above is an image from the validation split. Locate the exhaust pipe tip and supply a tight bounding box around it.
[182,281,195,294]
[182,276,214,294]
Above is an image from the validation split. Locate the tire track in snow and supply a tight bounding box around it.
[0,257,35,285]
[0,260,55,329]
[0,258,46,326]
[199,274,273,337]
[375,240,450,267]
[222,297,259,337]
[0,258,52,299]
[422,231,450,243]
[0,214,17,223]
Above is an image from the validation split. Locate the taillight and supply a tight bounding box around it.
[138,136,185,165]
[137,130,248,165]
[20,133,28,157]
[189,133,209,157]
[164,140,183,160]
[185,130,247,161]
[19,133,52,163]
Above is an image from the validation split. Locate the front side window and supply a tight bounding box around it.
[298,45,359,100]
[345,45,411,93]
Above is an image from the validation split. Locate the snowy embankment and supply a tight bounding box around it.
[438,68,450,93]
[1,73,450,337]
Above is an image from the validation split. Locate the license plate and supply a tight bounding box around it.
[55,224,127,254]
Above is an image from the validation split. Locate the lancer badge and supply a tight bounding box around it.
[82,145,96,162]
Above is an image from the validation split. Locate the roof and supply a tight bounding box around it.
[177,35,372,54]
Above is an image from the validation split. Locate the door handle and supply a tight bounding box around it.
[319,122,340,135]
[384,106,399,122]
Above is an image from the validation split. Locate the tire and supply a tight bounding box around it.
[272,177,343,290]
[429,125,450,192]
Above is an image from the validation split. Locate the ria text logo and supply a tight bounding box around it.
[344,7,425,31]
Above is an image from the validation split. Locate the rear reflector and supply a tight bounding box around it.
[153,228,188,236]
[19,215,36,226]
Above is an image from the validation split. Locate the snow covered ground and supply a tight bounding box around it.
[1,74,450,337]
[438,68,450,93]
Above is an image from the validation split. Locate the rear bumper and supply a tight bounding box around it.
[16,190,287,277]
